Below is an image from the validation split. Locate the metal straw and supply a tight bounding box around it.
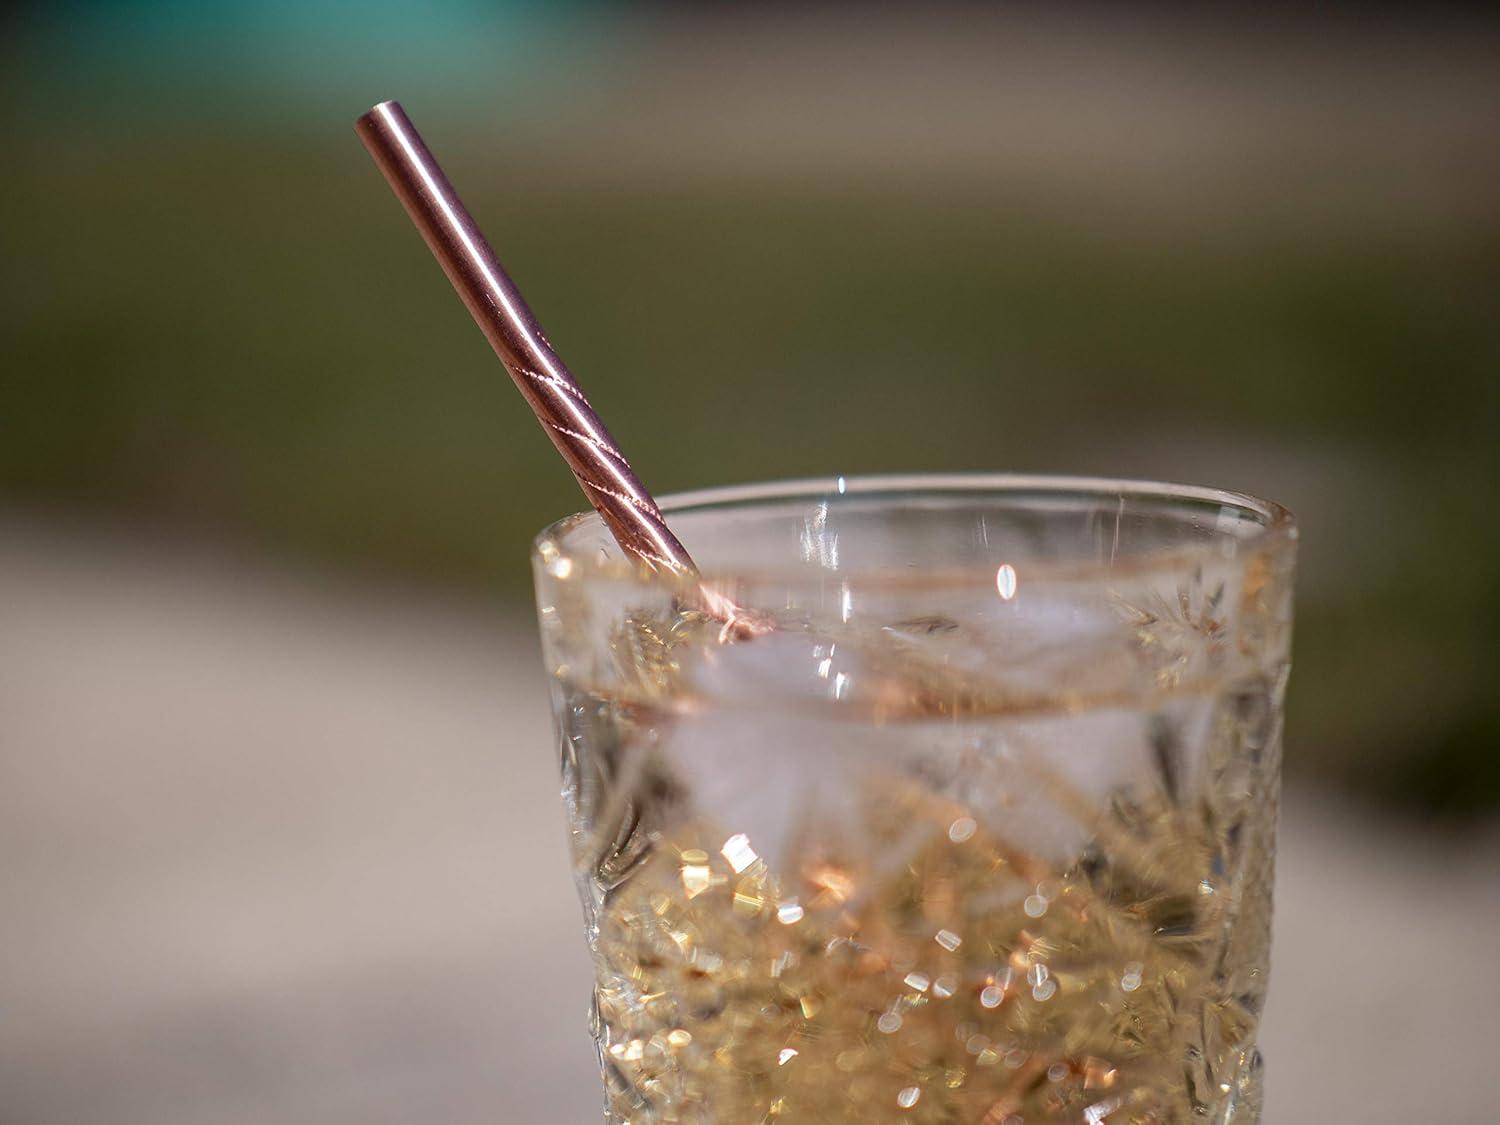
[355,100,763,635]
[355,99,696,577]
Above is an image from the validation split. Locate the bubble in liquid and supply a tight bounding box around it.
[948,817,978,843]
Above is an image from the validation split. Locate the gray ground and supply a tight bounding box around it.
[2,517,1496,1124]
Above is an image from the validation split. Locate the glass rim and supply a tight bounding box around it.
[536,473,1297,587]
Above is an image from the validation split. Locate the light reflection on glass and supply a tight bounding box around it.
[801,502,839,569]
[996,563,1018,600]
[721,833,758,873]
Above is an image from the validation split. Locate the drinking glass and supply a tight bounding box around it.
[532,475,1296,1124]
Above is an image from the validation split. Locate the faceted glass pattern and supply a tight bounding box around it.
[533,477,1295,1124]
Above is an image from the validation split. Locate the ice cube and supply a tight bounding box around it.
[652,592,1219,879]
[659,629,912,877]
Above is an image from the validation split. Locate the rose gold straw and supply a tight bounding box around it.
[355,100,760,635]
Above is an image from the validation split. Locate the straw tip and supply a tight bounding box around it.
[356,99,403,129]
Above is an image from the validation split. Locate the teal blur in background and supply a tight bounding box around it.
[3,4,1497,812]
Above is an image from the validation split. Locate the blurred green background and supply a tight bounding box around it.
[3,2,1497,819]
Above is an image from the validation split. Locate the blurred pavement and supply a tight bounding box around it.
[2,516,1496,1123]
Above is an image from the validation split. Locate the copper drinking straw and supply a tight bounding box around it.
[355,99,698,577]
[356,101,762,634]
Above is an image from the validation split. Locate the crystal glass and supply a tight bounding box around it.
[532,475,1296,1124]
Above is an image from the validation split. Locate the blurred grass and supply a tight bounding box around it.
[2,56,1498,818]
